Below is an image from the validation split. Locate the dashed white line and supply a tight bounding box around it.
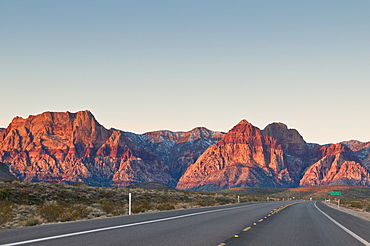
[314,201,370,246]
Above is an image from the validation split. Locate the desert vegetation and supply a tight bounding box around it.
[1,181,369,230]
[0,181,250,229]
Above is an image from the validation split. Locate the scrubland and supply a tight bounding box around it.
[1,181,369,229]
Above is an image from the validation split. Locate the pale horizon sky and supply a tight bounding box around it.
[1,1,370,145]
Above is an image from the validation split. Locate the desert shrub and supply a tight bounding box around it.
[0,201,14,224]
[156,203,175,211]
[38,201,66,222]
[71,204,91,219]
[99,201,125,215]
[132,201,152,213]
[25,218,40,227]
[196,198,216,207]
[100,201,116,214]
[0,188,10,199]
[350,201,365,210]
[38,201,94,222]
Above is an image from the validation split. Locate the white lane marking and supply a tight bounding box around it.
[1,203,261,246]
[314,201,370,246]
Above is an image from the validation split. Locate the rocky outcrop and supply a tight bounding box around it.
[1,110,369,190]
[177,121,370,191]
[263,123,310,184]
[0,111,175,187]
[124,127,224,181]
[342,140,370,172]
[176,120,295,191]
[300,143,370,186]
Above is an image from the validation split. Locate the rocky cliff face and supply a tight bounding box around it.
[177,121,370,191]
[0,111,175,187]
[300,143,370,186]
[342,140,370,172]
[176,120,296,191]
[124,127,224,181]
[1,111,369,190]
[262,123,310,184]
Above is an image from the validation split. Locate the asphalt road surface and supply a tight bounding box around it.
[0,201,369,246]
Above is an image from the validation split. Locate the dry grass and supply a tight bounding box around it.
[0,181,249,229]
[2,181,368,230]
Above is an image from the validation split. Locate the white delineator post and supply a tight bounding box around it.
[238,195,240,204]
[338,199,340,209]
[129,193,132,215]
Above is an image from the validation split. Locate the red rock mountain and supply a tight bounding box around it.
[1,111,369,190]
[0,111,175,187]
[300,143,370,186]
[124,128,224,181]
[262,122,310,184]
[177,120,370,191]
[342,140,370,172]
[176,120,296,190]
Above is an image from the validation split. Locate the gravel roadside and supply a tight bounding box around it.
[324,202,370,222]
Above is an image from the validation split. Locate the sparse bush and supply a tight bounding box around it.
[196,198,216,207]
[156,203,175,211]
[0,188,10,199]
[100,201,116,214]
[0,201,14,224]
[38,201,66,222]
[350,201,365,210]
[71,204,91,219]
[132,201,152,213]
[25,218,40,227]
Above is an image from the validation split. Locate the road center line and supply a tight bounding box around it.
[314,201,370,246]
[1,203,260,246]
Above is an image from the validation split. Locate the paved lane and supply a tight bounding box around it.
[1,201,369,246]
[0,201,293,246]
[224,201,370,246]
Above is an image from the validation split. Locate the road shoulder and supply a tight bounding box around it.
[323,202,370,222]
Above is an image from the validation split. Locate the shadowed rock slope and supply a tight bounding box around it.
[124,128,224,181]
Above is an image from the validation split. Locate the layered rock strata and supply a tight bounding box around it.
[176,120,295,191]
[1,111,369,190]
[300,143,370,186]
[0,111,175,187]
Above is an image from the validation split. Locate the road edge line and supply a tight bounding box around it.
[314,201,370,246]
[1,203,262,246]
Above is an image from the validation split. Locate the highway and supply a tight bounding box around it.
[0,201,369,246]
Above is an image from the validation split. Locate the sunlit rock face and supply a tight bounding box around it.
[177,121,370,191]
[0,111,175,187]
[342,140,370,172]
[176,120,296,191]
[300,143,370,186]
[1,111,369,190]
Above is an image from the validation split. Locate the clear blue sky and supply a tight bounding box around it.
[1,1,369,144]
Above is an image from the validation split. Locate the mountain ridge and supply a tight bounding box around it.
[1,110,369,190]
